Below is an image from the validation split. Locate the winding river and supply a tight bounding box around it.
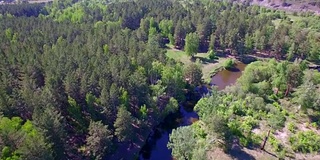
[139,62,247,160]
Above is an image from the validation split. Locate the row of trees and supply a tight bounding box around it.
[3,0,319,61]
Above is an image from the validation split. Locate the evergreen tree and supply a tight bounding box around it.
[85,121,113,160]
[114,107,134,143]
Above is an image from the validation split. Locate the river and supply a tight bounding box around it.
[139,62,247,160]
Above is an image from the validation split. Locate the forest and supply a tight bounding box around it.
[0,0,319,159]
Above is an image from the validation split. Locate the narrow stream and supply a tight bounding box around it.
[139,62,247,160]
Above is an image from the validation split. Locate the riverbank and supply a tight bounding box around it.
[166,45,231,83]
[139,88,202,160]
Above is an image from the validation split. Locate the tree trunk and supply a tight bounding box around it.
[260,130,270,150]
[285,84,290,97]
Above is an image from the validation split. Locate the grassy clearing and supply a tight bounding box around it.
[165,45,228,83]
[287,15,304,22]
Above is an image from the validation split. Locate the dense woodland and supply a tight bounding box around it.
[0,0,320,159]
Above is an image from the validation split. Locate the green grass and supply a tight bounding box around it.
[287,15,304,22]
[165,45,228,83]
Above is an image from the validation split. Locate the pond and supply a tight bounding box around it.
[139,61,247,160]
[211,62,247,90]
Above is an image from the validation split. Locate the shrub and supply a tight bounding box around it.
[223,58,235,69]
[287,122,297,133]
[311,122,318,129]
[269,135,284,152]
[289,131,320,153]
[267,112,286,130]
[207,50,217,60]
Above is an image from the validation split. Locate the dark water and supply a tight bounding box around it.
[211,62,247,90]
[139,62,247,160]
[139,104,199,160]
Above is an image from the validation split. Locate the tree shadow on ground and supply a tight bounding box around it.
[262,149,278,158]
[227,138,256,160]
[237,55,258,64]
[228,147,256,160]
[190,56,217,64]
[308,113,320,128]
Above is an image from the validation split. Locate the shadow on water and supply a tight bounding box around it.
[139,88,202,160]
[226,67,240,72]
[139,104,199,160]
[139,111,182,160]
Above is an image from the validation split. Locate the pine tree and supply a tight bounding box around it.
[114,107,134,143]
[86,121,113,160]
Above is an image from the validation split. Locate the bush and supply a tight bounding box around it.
[287,122,297,133]
[223,58,235,69]
[207,50,217,60]
[267,112,286,130]
[269,135,284,152]
[289,131,320,153]
[311,122,318,129]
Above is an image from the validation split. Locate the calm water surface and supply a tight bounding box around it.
[211,62,247,90]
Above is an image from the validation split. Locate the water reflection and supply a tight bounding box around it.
[211,62,247,90]
[139,104,199,160]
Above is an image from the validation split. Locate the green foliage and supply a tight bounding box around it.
[67,96,87,131]
[207,50,217,60]
[168,33,175,45]
[267,112,286,130]
[161,64,186,101]
[223,58,235,69]
[85,121,113,160]
[288,122,297,133]
[86,92,96,108]
[32,106,66,159]
[168,126,196,160]
[0,117,53,160]
[164,97,179,115]
[192,122,207,139]
[5,28,12,40]
[293,82,320,111]
[185,32,199,57]
[183,62,203,86]
[114,107,134,143]
[159,19,173,37]
[2,0,320,159]
[119,88,129,107]
[289,131,320,153]
[269,134,284,153]
[139,104,148,119]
